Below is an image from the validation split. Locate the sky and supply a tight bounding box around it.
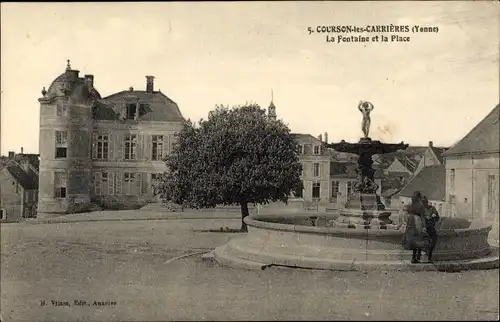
[1,1,499,155]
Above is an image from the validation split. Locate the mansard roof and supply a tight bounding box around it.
[94,90,185,122]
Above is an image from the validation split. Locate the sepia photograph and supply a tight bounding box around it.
[1,1,499,321]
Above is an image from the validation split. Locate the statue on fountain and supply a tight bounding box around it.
[327,101,409,229]
[358,101,374,139]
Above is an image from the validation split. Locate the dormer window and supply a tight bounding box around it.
[313,145,320,155]
[126,104,137,120]
[297,145,304,155]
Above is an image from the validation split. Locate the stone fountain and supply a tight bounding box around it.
[206,101,499,272]
[326,101,408,230]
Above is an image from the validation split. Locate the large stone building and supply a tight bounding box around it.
[442,104,499,240]
[37,61,185,216]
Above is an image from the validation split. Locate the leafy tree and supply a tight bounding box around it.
[157,103,303,231]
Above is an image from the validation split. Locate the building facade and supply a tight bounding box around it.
[37,61,185,215]
[442,104,499,241]
[291,133,331,204]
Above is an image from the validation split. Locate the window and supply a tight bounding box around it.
[0,209,5,220]
[123,173,135,195]
[488,174,496,211]
[115,173,123,195]
[450,169,455,189]
[293,185,303,198]
[313,145,320,155]
[152,135,164,161]
[94,172,109,196]
[95,134,109,160]
[126,103,137,120]
[151,173,161,182]
[54,172,67,199]
[123,173,141,195]
[55,131,68,158]
[124,135,137,160]
[313,163,320,177]
[297,145,303,155]
[331,181,340,197]
[303,144,312,155]
[312,183,320,199]
[56,103,67,117]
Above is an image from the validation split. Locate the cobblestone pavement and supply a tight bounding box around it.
[1,217,499,321]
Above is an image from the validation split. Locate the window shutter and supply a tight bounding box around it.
[168,135,173,155]
[137,135,144,160]
[108,133,114,161]
[116,133,123,161]
[141,172,148,194]
[145,135,151,161]
[92,132,97,159]
[136,173,142,195]
[94,172,102,195]
[109,172,115,195]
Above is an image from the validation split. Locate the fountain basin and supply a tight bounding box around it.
[210,214,499,271]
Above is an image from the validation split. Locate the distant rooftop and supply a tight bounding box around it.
[397,165,446,201]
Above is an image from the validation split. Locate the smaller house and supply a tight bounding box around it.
[0,149,40,171]
[442,104,499,242]
[381,141,448,179]
[396,164,446,215]
[0,158,39,222]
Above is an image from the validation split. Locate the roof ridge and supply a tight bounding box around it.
[443,104,500,156]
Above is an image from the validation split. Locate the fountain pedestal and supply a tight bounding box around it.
[328,137,409,230]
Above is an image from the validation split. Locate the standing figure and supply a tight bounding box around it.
[422,196,440,262]
[402,191,426,263]
[358,101,374,138]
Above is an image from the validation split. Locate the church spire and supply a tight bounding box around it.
[268,89,276,120]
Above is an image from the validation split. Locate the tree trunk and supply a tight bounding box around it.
[240,202,250,232]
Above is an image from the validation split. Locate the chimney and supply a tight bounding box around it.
[146,76,155,93]
[429,141,433,148]
[324,132,328,143]
[20,147,24,154]
[84,75,94,89]
[8,151,14,159]
[318,134,323,142]
[20,157,30,172]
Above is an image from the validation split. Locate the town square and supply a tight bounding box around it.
[1,1,499,321]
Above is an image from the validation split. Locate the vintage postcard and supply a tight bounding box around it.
[1,1,499,321]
